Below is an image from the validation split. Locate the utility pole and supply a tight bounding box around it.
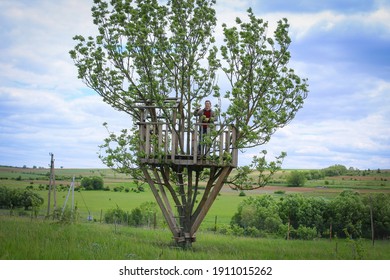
[62,176,75,220]
[46,153,56,217]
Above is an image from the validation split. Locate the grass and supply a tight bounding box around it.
[2,166,390,260]
[1,216,390,260]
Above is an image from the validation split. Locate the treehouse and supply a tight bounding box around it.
[137,98,238,168]
[135,98,238,246]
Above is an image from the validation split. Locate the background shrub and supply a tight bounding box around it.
[286,171,306,187]
[80,176,104,190]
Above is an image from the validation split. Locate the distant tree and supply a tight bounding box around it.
[104,206,128,224]
[298,197,329,235]
[129,208,143,226]
[322,164,347,177]
[330,190,366,238]
[0,186,11,207]
[362,193,390,239]
[0,187,44,210]
[18,190,44,210]
[139,201,158,226]
[80,176,104,190]
[306,170,324,180]
[286,170,306,187]
[278,193,305,229]
[80,177,91,190]
[293,225,317,240]
[231,195,282,234]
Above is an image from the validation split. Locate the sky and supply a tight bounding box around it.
[0,0,389,170]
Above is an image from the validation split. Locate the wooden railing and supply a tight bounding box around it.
[138,122,238,167]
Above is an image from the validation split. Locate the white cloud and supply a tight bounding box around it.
[258,110,390,169]
[238,74,390,170]
[255,4,390,41]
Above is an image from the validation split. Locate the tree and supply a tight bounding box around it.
[226,150,286,190]
[278,193,305,230]
[322,164,348,177]
[70,0,308,247]
[18,190,44,211]
[80,176,104,190]
[0,186,10,208]
[286,170,306,187]
[0,187,44,211]
[231,195,282,234]
[330,190,366,238]
[362,193,390,239]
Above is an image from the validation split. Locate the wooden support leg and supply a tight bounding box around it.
[190,166,233,236]
[141,167,180,239]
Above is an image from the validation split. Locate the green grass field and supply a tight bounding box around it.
[1,166,390,260]
[1,216,389,260]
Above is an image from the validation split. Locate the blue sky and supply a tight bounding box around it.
[0,0,389,170]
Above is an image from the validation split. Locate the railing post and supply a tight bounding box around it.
[193,127,198,164]
[164,125,169,161]
[219,129,224,165]
[231,126,238,167]
[171,128,177,163]
[145,124,150,158]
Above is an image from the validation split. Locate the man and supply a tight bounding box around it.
[195,100,215,155]
[196,100,215,132]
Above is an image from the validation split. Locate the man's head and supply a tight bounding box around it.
[205,100,211,110]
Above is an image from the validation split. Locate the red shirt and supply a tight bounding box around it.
[203,109,211,121]
[202,109,212,129]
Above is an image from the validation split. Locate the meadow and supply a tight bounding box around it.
[1,166,390,260]
[2,216,390,260]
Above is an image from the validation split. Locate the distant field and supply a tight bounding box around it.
[1,165,390,228]
[2,165,389,190]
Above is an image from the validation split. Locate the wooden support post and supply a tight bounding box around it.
[190,166,233,236]
[186,168,193,228]
[153,169,176,222]
[142,168,180,238]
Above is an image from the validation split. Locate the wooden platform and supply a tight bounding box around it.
[139,154,236,167]
[138,122,238,168]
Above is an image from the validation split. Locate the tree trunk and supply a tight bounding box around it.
[141,165,233,247]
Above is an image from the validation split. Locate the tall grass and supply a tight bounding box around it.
[1,216,390,260]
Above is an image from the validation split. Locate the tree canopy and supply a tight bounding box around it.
[70,0,308,172]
